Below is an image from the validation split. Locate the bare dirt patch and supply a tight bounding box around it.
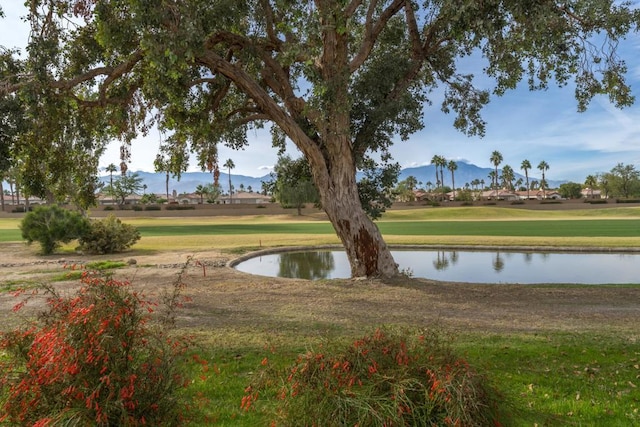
[1,242,638,338]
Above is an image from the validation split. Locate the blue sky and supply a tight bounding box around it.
[2,2,640,182]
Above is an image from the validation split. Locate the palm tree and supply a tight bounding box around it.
[515,178,523,191]
[195,184,207,204]
[500,164,515,191]
[405,175,418,192]
[105,163,118,204]
[430,155,441,195]
[584,174,598,199]
[537,160,549,199]
[487,171,496,197]
[447,160,457,200]
[430,155,446,199]
[490,150,503,190]
[520,159,531,200]
[224,158,235,203]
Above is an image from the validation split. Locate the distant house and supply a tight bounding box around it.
[480,189,519,201]
[177,193,202,205]
[515,189,562,200]
[218,191,272,204]
[96,192,144,205]
[581,188,602,199]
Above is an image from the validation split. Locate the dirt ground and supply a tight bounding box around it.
[1,240,638,339]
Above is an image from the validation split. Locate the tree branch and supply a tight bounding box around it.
[349,0,405,73]
[197,50,324,168]
[345,0,364,18]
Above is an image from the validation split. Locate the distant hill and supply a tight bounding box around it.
[98,171,270,195]
[98,162,566,195]
[397,161,566,189]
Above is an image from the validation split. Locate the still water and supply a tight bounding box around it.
[234,249,640,284]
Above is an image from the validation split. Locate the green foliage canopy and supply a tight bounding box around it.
[270,155,320,215]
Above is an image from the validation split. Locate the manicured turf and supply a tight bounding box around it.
[2,216,639,242]
[133,219,640,238]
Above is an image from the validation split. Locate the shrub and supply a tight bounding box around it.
[165,205,195,210]
[20,205,90,255]
[246,327,503,426]
[103,205,115,211]
[144,205,162,211]
[0,268,203,426]
[78,215,141,254]
[131,205,144,211]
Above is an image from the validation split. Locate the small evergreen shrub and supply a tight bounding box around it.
[510,200,525,205]
[246,327,503,426]
[78,215,141,254]
[131,205,144,211]
[460,201,474,206]
[103,205,115,211]
[615,198,640,203]
[20,205,90,255]
[144,205,162,211]
[0,268,204,426]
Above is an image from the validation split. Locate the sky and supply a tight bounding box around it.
[2,2,640,182]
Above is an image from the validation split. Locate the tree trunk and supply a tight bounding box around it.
[322,186,398,278]
[0,181,4,212]
[165,172,169,201]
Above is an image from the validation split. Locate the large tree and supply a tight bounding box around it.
[271,154,320,215]
[1,1,639,277]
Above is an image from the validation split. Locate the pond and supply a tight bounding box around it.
[233,249,640,284]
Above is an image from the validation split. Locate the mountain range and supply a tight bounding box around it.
[99,162,567,195]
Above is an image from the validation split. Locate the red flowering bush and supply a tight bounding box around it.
[0,268,202,426]
[246,327,503,426]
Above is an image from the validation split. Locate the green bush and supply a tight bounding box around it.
[20,205,90,255]
[615,198,640,203]
[78,215,141,254]
[246,327,503,426]
[144,205,162,211]
[103,205,115,211]
[131,205,144,211]
[0,269,204,426]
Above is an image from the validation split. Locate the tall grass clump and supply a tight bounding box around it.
[246,327,505,426]
[0,265,206,426]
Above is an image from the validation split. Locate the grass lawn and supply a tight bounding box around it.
[180,330,640,426]
[1,205,639,425]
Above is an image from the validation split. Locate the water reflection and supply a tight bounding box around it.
[234,249,640,284]
[278,251,335,280]
[492,251,504,272]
